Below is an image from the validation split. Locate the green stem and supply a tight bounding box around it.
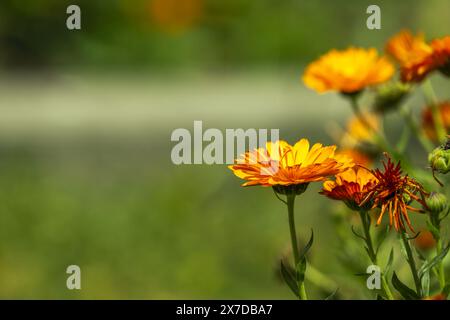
[423,79,446,144]
[400,231,423,297]
[430,215,446,290]
[358,211,394,300]
[436,238,446,290]
[287,194,307,300]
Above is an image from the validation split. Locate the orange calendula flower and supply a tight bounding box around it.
[337,149,373,167]
[421,101,450,141]
[365,155,428,232]
[228,139,354,192]
[423,293,446,300]
[430,36,450,77]
[340,113,380,148]
[321,166,377,210]
[303,47,395,94]
[387,30,450,82]
[414,230,436,251]
[386,30,434,82]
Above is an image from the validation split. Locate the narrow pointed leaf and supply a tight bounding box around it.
[392,272,420,300]
[384,248,394,276]
[418,243,450,279]
[296,259,307,283]
[426,220,440,240]
[280,261,299,297]
[421,271,430,297]
[325,288,339,300]
[298,229,314,261]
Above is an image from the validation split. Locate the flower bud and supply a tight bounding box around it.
[429,146,450,174]
[425,192,448,214]
[373,82,410,113]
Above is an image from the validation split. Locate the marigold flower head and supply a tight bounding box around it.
[321,166,377,211]
[303,47,394,94]
[337,149,373,167]
[365,155,428,232]
[386,30,434,82]
[340,113,380,148]
[421,101,450,141]
[387,31,450,82]
[430,36,450,77]
[228,139,354,192]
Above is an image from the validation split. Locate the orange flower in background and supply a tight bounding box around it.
[430,36,450,76]
[386,30,431,66]
[229,139,354,188]
[386,30,434,82]
[340,113,380,147]
[421,101,450,140]
[149,0,203,34]
[321,166,377,210]
[303,48,395,94]
[365,155,427,232]
[337,149,373,167]
[414,230,436,251]
[387,30,450,82]
[423,293,446,300]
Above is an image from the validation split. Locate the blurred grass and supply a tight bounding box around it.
[0,71,364,299]
[0,71,448,299]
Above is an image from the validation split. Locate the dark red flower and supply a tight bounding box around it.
[364,155,428,231]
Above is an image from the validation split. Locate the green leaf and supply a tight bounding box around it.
[439,207,450,222]
[324,288,339,300]
[414,246,427,262]
[296,258,307,283]
[399,235,409,262]
[376,294,385,300]
[294,229,314,284]
[280,261,299,298]
[376,226,390,255]
[406,232,421,241]
[392,272,420,300]
[442,283,450,298]
[351,225,365,241]
[418,243,450,279]
[298,229,314,261]
[426,220,440,240]
[421,271,430,297]
[384,248,394,276]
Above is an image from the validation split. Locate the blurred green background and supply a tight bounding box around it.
[0,0,449,299]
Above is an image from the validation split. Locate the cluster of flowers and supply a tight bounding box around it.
[228,30,450,300]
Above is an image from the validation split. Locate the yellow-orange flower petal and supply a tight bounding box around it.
[337,149,373,167]
[340,113,380,148]
[321,166,377,209]
[229,139,354,187]
[430,36,450,76]
[367,155,427,232]
[303,47,394,94]
[386,30,450,82]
